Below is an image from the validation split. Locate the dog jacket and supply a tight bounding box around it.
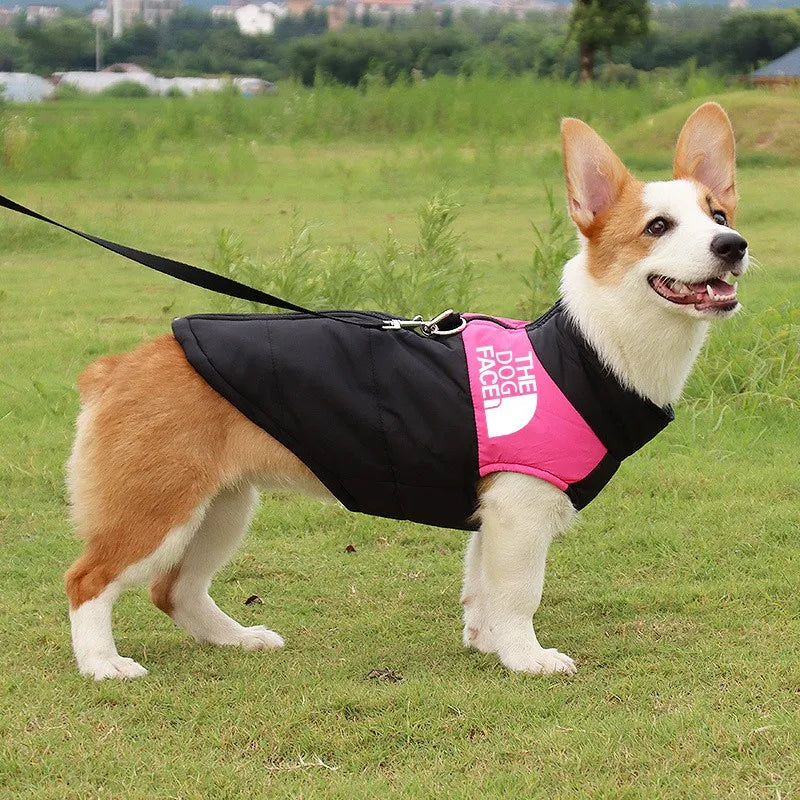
[172,303,673,531]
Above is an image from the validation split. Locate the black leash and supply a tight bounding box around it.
[0,193,388,328]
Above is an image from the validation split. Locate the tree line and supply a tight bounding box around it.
[1,5,799,86]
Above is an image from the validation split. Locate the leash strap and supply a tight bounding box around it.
[0,193,386,327]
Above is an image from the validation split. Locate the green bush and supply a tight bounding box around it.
[52,82,84,100]
[0,109,32,170]
[101,81,152,98]
[519,187,575,320]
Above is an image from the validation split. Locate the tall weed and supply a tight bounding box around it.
[0,110,32,170]
[519,186,575,319]
[211,190,474,317]
[371,192,474,315]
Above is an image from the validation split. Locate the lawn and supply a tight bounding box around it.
[1,82,798,798]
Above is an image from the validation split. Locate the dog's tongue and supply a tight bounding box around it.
[687,277,737,298]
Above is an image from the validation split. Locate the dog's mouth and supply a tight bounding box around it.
[648,274,739,312]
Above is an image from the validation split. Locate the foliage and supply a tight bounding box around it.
[0,110,32,170]
[15,16,96,74]
[713,10,800,73]
[101,80,152,97]
[211,191,474,317]
[273,7,328,41]
[372,192,474,316]
[292,27,475,86]
[0,26,30,72]
[519,187,576,319]
[569,0,650,80]
[104,20,160,64]
[685,301,800,412]
[570,0,650,52]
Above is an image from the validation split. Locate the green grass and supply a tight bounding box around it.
[1,83,799,799]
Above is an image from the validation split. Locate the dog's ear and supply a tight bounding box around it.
[561,118,630,235]
[673,102,737,212]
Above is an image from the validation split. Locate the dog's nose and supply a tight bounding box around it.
[710,232,748,265]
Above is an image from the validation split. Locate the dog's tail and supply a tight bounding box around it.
[77,355,124,403]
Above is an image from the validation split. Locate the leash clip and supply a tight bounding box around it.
[381,314,425,332]
[382,309,466,338]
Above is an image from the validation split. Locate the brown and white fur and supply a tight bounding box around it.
[65,102,748,679]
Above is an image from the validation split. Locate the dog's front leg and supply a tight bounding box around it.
[471,472,577,675]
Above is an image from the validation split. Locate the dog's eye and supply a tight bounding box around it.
[644,217,671,237]
[712,210,728,226]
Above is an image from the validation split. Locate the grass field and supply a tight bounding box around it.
[1,81,799,798]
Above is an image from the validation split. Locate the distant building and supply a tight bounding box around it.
[327,0,346,30]
[211,0,287,34]
[237,2,286,34]
[52,69,275,97]
[0,6,17,26]
[0,72,55,102]
[103,62,150,72]
[493,0,556,15]
[142,0,181,25]
[356,0,414,17]
[55,70,153,93]
[210,2,243,22]
[108,0,183,37]
[751,46,800,86]
[90,7,110,25]
[287,0,313,16]
[25,5,62,22]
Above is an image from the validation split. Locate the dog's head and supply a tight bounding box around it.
[561,102,747,319]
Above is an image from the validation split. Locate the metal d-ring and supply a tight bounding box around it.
[381,309,466,337]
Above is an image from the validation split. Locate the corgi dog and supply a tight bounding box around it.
[65,102,748,680]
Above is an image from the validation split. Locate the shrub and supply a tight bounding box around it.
[102,81,152,98]
[519,187,575,320]
[0,110,32,170]
[52,82,83,100]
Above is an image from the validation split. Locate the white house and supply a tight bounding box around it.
[51,70,275,97]
[233,2,286,35]
[25,4,62,22]
[0,72,55,103]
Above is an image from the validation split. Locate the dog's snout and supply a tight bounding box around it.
[710,232,747,265]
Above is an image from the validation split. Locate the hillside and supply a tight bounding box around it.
[615,91,800,167]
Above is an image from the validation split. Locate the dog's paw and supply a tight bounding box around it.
[462,624,495,654]
[79,654,149,681]
[235,626,285,651]
[499,646,576,676]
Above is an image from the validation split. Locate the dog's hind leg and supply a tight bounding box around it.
[150,483,284,651]
[475,472,577,675]
[65,395,210,679]
[66,503,208,680]
[64,336,230,679]
[66,334,324,678]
